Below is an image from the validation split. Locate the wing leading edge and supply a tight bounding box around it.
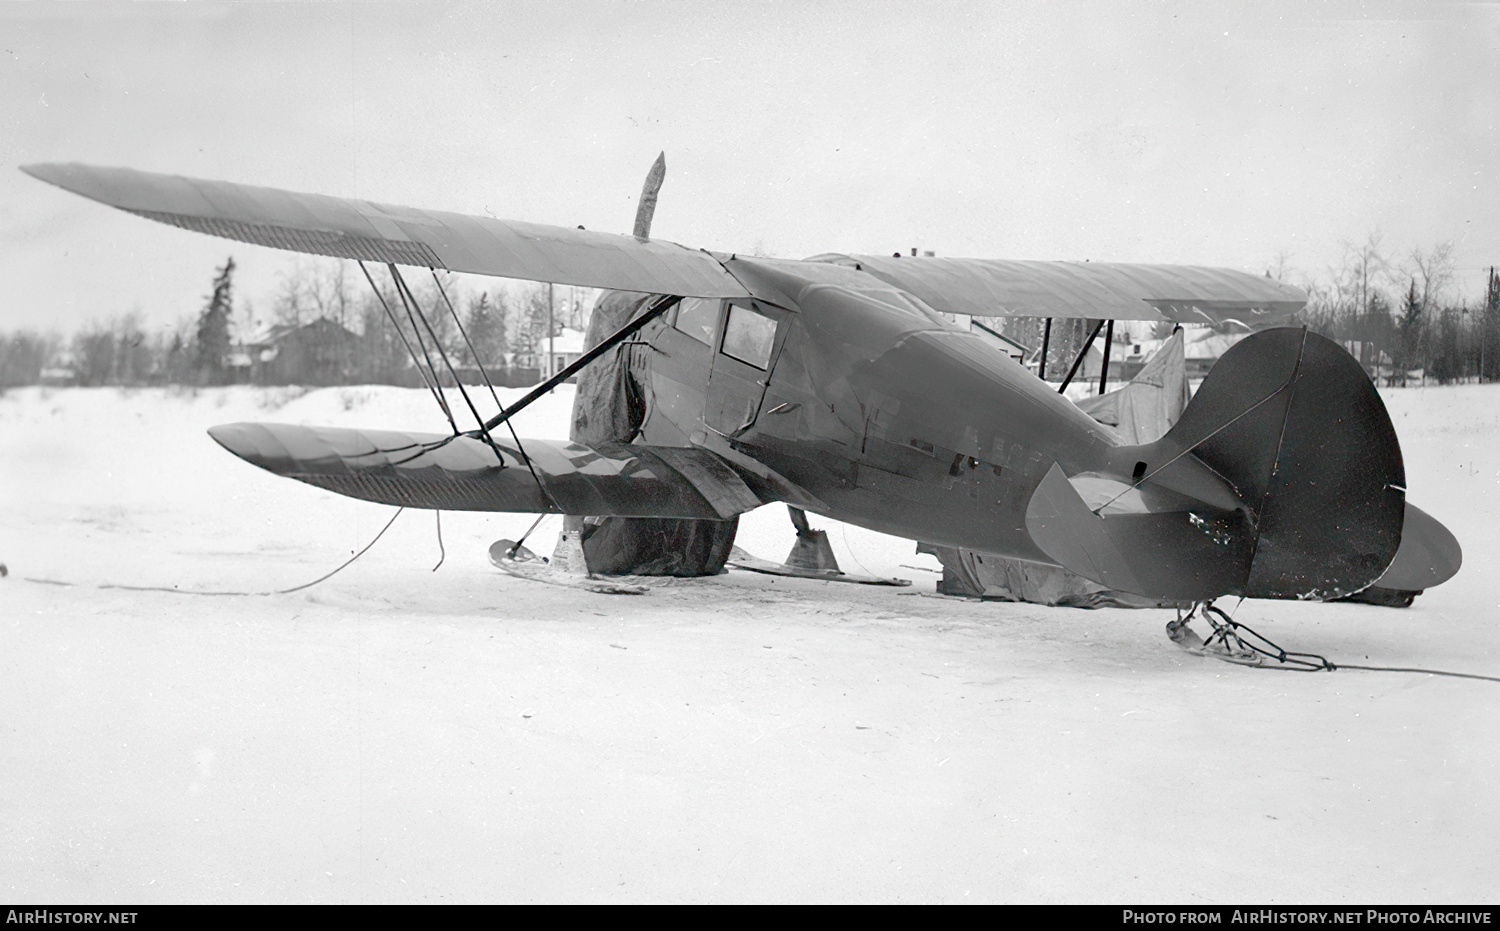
[21,163,751,300]
[207,422,766,520]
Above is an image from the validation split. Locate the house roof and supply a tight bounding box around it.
[248,317,357,347]
[544,327,587,355]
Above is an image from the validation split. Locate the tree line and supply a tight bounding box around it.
[1293,235,1500,385]
[3,239,1496,390]
[998,234,1497,387]
[0,256,592,390]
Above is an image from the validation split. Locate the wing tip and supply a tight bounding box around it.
[18,162,61,184]
[18,162,123,204]
[207,422,258,461]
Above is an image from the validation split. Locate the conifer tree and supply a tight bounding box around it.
[1483,267,1500,383]
[195,257,235,385]
[464,291,508,370]
[1397,280,1423,386]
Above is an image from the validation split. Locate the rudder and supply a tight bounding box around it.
[1148,327,1405,599]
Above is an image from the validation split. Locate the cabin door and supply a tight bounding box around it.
[704,300,786,438]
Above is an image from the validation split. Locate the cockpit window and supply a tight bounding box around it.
[721,304,777,369]
[673,297,720,345]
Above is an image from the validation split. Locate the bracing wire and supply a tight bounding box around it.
[1092,328,1308,516]
[357,261,555,508]
[501,419,556,510]
[423,269,559,510]
[358,261,450,425]
[429,269,505,424]
[390,267,491,440]
[839,523,879,579]
[387,263,458,434]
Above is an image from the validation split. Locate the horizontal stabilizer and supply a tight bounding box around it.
[21,163,751,298]
[207,422,765,519]
[1026,463,1254,601]
[1371,503,1461,592]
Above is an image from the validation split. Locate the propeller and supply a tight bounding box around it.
[633,152,666,239]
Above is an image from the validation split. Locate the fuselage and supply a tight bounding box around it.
[630,256,1140,562]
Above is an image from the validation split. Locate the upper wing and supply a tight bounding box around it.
[809,253,1306,326]
[23,162,1302,323]
[207,422,766,519]
[21,163,750,299]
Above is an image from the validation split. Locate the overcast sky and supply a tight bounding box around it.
[2,0,1497,334]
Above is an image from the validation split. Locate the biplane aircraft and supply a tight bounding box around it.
[22,161,1461,612]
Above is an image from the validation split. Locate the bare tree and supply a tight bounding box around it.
[1319,232,1397,371]
[1404,241,1457,310]
[271,265,308,328]
[1267,248,1295,282]
[72,319,116,387]
[235,296,260,345]
[113,313,151,385]
[160,315,198,385]
[0,330,56,389]
[272,257,356,328]
[70,314,152,386]
[508,281,553,371]
[1337,231,1393,318]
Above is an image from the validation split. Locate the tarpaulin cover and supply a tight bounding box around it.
[571,291,655,447]
[571,290,739,576]
[1075,329,1190,440]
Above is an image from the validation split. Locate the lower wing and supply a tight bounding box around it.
[207,422,766,520]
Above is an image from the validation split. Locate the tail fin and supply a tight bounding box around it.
[1026,328,1406,601]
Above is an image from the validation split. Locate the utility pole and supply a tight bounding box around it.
[548,281,555,381]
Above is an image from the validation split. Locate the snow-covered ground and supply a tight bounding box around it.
[1,382,1496,903]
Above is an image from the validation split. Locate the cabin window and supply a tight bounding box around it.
[674,297,720,346]
[721,304,777,369]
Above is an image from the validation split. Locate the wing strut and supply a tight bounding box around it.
[1037,317,1052,379]
[1058,318,1106,394]
[1097,319,1114,394]
[479,294,682,434]
[420,267,559,509]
